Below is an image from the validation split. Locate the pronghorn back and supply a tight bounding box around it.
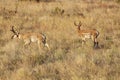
[78,29,99,39]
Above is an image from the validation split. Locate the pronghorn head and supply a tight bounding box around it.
[10,26,20,39]
[74,21,82,30]
[41,33,50,50]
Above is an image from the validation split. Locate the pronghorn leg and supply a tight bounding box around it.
[23,40,30,48]
[93,38,99,48]
[81,38,86,46]
[37,40,41,50]
[44,43,50,50]
[37,41,43,54]
[42,39,50,50]
[94,41,99,49]
[82,40,86,45]
[91,36,97,48]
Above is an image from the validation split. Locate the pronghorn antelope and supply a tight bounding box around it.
[10,26,50,50]
[74,21,99,48]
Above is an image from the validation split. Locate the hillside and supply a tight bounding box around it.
[0,0,120,80]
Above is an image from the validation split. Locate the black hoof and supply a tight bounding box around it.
[93,42,99,49]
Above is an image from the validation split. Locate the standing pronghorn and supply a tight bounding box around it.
[74,21,99,48]
[10,26,50,50]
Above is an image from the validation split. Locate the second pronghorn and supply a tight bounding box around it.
[10,26,50,50]
[74,21,99,48]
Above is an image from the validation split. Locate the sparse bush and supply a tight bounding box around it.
[51,7,64,16]
[0,29,3,36]
[27,54,48,67]
[19,0,56,2]
[0,39,7,47]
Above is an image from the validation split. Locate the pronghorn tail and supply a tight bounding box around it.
[41,33,46,40]
[96,30,99,38]
[93,29,99,38]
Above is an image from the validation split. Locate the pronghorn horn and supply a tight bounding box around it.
[10,26,15,33]
[74,21,82,26]
[74,21,78,26]
[11,26,19,34]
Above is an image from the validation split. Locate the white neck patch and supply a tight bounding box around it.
[18,35,21,39]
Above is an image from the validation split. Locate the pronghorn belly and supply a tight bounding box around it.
[30,36,38,42]
[82,33,91,39]
[85,35,91,38]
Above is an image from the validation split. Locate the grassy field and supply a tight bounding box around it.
[0,0,120,80]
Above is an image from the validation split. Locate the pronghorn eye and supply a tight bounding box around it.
[16,34,19,37]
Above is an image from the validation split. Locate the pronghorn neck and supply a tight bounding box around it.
[77,26,81,32]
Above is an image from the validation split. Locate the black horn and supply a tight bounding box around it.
[10,26,19,35]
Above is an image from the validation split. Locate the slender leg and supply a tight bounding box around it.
[42,39,50,50]
[91,36,97,48]
[37,40,41,50]
[94,38,99,49]
[94,41,96,48]
[23,40,30,48]
[45,43,50,50]
[81,37,86,46]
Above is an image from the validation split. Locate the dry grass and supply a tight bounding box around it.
[0,0,120,80]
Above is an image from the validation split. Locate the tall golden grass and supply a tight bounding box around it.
[0,0,120,80]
